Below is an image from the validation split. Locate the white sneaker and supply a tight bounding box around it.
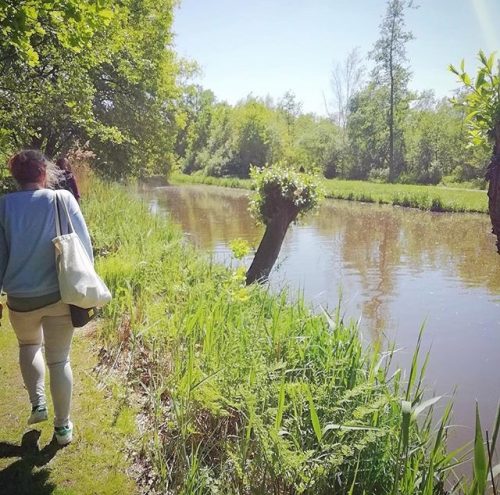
[28,405,48,425]
[54,421,73,446]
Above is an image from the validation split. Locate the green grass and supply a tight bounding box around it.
[170,173,488,214]
[84,180,499,494]
[0,322,137,495]
[170,172,252,190]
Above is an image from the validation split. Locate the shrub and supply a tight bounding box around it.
[368,167,390,183]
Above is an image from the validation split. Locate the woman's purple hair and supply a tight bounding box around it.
[8,150,60,187]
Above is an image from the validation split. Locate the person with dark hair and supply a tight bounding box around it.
[0,149,93,446]
[55,157,80,202]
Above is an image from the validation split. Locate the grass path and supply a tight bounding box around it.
[0,318,137,495]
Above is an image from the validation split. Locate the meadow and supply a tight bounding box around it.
[171,173,488,214]
[85,181,498,494]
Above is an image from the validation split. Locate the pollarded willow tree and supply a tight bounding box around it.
[246,164,322,285]
[450,52,500,252]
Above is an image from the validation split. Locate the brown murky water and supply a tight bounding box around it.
[140,184,500,452]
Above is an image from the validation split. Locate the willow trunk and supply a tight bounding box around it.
[246,211,297,285]
[487,122,500,253]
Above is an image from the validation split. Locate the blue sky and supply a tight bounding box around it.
[173,0,500,115]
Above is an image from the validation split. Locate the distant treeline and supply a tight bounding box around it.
[0,1,492,186]
[175,87,489,186]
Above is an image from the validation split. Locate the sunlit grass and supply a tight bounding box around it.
[171,173,488,213]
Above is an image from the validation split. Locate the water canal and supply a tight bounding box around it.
[139,184,500,452]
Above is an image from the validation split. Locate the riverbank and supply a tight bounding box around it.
[85,180,478,493]
[170,172,488,214]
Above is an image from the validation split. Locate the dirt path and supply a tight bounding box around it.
[0,318,137,495]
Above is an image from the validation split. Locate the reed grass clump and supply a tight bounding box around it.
[85,181,498,494]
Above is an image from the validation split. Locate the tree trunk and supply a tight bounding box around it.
[486,122,500,253]
[246,210,297,285]
[388,18,395,182]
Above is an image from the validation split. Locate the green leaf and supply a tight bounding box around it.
[473,403,487,495]
[274,377,286,432]
[461,72,471,86]
[475,71,486,89]
[412,396,442,419]
[479,50,488,67]
[401,400,412,454]
[487,52,495,72]
[323,424,381,433]
[306,385,322,443]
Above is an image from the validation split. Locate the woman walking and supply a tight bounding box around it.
[55,157,80,202]
[0,150,93,445]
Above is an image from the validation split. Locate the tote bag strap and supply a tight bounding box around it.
[54,191,62,237]
[54,191,75,235]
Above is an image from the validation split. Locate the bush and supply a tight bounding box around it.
[368,167,390,183]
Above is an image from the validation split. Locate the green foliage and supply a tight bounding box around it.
[249,164,322,225]
[0,0,181,179]
[450,51,500,149]
[347,83,390,179]
[0,163,16,194]
[176,77,485,187]
[229,238,251,260]
[90,0,181,178]
[177,93,343,180]
[0,1,114,67]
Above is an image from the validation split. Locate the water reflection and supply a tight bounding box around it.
[138,185,500,452]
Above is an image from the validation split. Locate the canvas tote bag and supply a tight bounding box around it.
[52,191,111,309]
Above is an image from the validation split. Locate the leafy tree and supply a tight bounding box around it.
[176,85,217,173]
[294,115,342,178]
[347,84,390,179]
[232,98,281,177]
[90,0,181,178]
[0,1,115,162]
[194,103,237,177]
[404,97,468,184]
[450,51,500,251]
[277,90,302,138]
[0,0,113,67]
[0,0,181,179]
[370,0,415,180]
[449,51,500,152]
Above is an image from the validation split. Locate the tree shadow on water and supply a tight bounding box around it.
[0,429,61,495]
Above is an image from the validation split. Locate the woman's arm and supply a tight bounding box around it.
[0,198,7,291]
[0,225,7,291]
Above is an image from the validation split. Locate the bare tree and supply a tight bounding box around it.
[330,47,365,129]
